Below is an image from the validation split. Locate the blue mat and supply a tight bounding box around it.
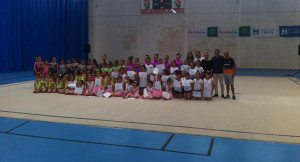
[0,117,28,132]
[1,117,300,161]
[11,121,172,149]
[165,134,212,155]
[0,71,34,85]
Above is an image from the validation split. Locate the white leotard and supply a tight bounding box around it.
[183,79,193,91]
[94,78,101,87]
[87,81,94,91]
[154,81,161,90]
[204,78,212,91]
[193,78,203,91]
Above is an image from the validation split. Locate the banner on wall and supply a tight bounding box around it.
[141,0,185,14]
[207,27,218,37]
[239,26,251,37]
[279,26,300,37]
[218,27,239,37]
[187,27,207,37]
[251,27,276,38]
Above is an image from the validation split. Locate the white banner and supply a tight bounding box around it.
[188,27,207,37]
[218,27,238,37]
[251,27,276,38]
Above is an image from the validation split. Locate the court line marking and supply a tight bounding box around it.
[161,134,175,150]
[0,132,208,156]
[5,121,30,133]
[1,110,300,138]
[288,78,300,86]
[207,138,215,156]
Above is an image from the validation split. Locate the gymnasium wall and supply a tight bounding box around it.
[89,0,300,69]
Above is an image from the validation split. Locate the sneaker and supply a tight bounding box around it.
[232,96,236,100]
[225,95,230,99]
[221,95,225,98]
[213,94,218,97]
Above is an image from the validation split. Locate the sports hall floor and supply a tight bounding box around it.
[1,69,300,161]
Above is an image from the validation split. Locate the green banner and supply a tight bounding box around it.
[239,26,250,37]
[207,27,218,37]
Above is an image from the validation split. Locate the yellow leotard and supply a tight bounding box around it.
[35,80,42,89]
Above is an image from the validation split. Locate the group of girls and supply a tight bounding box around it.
[33,52,215,100]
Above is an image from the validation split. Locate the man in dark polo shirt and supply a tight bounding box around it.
[201,52,213,75]
[212,49,225,98]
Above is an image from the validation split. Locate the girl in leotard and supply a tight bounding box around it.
[162,78,173,100]
[66,58,72,75]
[113,76,125,97]
[42,74,52,93]
[202,73,214,100]
[33,74,43,93]
[73,80,85,95]
[71,57,79,74]
[85,75,94,96]
[59,76,69,94]
[42,60,50,78]
[59,59,66,76]
[50,56,59,80]
[142,81,154,99]
[152,74,162,99]
[55,76,64,93]
[34,56,44,76]
[78,60,86,72]
[65,75,77,95]
[124,81,140,99]
[104,76,114,96]
[92,71,104,96]
[192,71,203,100]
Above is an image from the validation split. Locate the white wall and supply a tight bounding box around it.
[89,0,300,69]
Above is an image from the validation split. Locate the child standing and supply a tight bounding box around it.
[137,66,148,96]
[66,58,72,75]
[202,73,214,100]
[59,59,66,76]
[182,73,193,100]
[50,56,59,80]
[34,56,44,76]
[42,60,50,78]
[192,71,203,100]
[173,73,182,98]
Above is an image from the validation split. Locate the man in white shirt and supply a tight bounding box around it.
[194,51,205,62]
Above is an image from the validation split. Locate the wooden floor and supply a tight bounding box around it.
[1,76,300,144]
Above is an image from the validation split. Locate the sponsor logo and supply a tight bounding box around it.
[175,0,182,8]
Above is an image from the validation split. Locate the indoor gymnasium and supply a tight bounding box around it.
[1,0,300,161]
